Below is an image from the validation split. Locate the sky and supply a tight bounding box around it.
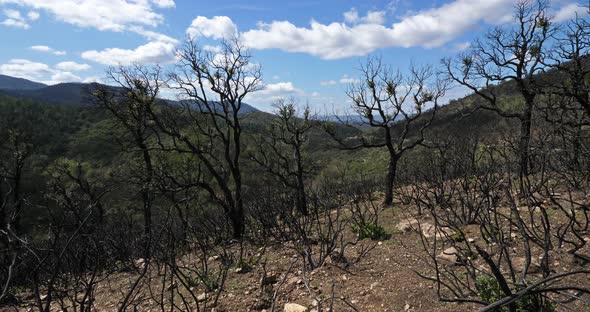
[0,0,587,112]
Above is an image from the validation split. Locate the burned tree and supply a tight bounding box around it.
[443,0,552,181]
[326,57,446,206]
[250,98,314,215]
[92,65,163,261]
[152,38,262,239]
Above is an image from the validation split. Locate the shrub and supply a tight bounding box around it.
[353,223,388,241]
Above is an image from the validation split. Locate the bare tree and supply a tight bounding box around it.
[92,66,163,261]
[249,98,314,215]
[443,0,552,182]
[325,56,446,206]
[543,4,590,121]
[151,37,262,239]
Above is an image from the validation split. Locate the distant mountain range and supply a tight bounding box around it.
[0,74,260,113]
[0,74,47,90]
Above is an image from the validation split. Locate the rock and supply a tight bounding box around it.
[166,282,177,291]
[311,299,319,307]
[197,293,207,302]
[404,303,411,311]
[284,303,308,312]
[436,247,459,265]
[135,258,145,268]
[512,257,541,273]
[396,219,419,232]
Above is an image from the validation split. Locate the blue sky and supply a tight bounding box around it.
[0,0,587,112]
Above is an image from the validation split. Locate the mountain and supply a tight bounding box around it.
[1,82,92,106]
[0,75,260,112]
[0,74,47,90]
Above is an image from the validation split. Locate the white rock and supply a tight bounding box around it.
[284,303,308,312]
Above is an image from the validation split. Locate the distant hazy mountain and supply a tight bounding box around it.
[0,75,260,112]
[0,74,47,90]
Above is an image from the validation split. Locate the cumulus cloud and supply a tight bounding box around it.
[81,41,177,65]
[553,3,589,23]
[0,58,97,84]
[258,82,302,95]
[235,0,514,59]
[0,59,53,80]
[453,41,471,51]
[186,16,237,39]
[26,10,38,20]
[151,0,175,8]
[246,81,304,110]
[55,61,90,71]
[0,0,172,32]
[30,45,67,56]
[128,25,179,44]
[1,8,29,28]
[343,8,386,25]
[49,71,81,84]
[321,75,359,86]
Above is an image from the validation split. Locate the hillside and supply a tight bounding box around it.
[0,74,46,90]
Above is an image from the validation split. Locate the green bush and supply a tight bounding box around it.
[475,275,556,312]
[353,222,388,241]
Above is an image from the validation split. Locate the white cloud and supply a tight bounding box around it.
[343,8,359,24]
[83,76,102,83]
[237,0,513,59]
[339,77,360,84]
[2,8,29,28]
[258,82,303,95]
[203,44,222,53]
[0,59,53,80]
[30,45,67,56]
[343,8,386,25]
[55,61,90,71]
[453,41,471,51]
[186,16,237,39]
[4,8,21,19]
[151,0,175,8]
[0,0,172,32]
[321,75,359,86]
[320,80,337,86]
[554,3,589,23]
[81,41,177,65]
[0,58,96,85]
[363,11,386,24]
[246,81,305,111]
[26,10,38,20]
[128,25,179,43]
[49,71,81,84]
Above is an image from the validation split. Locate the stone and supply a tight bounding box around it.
[396,219,419,232]
[284,303,308,312]
[197,293,207,302]
[135,258,145,269]
[436,247,459,265]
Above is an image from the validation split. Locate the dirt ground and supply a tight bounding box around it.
[3,196,590,312]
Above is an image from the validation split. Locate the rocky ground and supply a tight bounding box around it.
[3,195,590,312]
